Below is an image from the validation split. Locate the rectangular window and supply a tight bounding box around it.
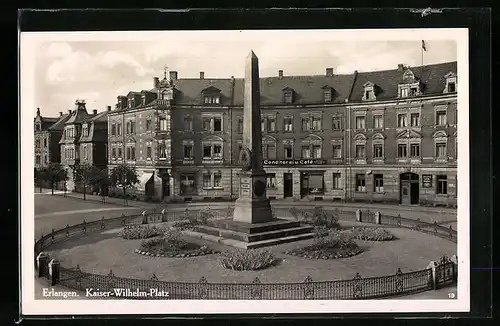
[283,91,293,104]
[448,82,456,93]
[125,147,130,160]
[355,145,365,158]
[238,118,243,133]
[436,175,448,195]
[180,174,196,195]
[332,173,341,189]
[373,115,384,129]
[43,138,47,147]
[183,117,193,131]
[410,113,420,127]
[301,146,311,159]
[159,117,168,131]
[183,145,193,159]
[213,118,222,132]
[365,90,372,99]
[126,121,131,134]
[35,139,40,148]
[400,87,409,98]
[373,144,383,158]
[312,117,321,131]
[301,118,311,132]
[203,174,212,188]
[332,144,342,158]
[436,142,447,158]
[266,173,276,188]
[355,116,365,129]
[306,173,324,195]
[213,144,222,158]
[283,117,293,132]
[332,116,342,130]
[159,143,167,159]
[284,145,293,159]
[397,144,408,158]
[118,147,122,159]
[356,174,366,192]
[202,117,211,131]
[436,111,447,125]
[146,143,152,159]
[267,117,276,132]
[111,124,116,136]
[117,123,122,136]
[131,147,136,160]
[323,89,332,102]
[35,155,41,165]
[83,146,88,160]
[263,143,276,160]
[410,87,418,96]
[397,114,407,127]
[313,145,321,159]
[44,156,48,164]
[203,145,212,158]
[261,118,265,132]
[112,148,116,159]
[410,144,420,157]
[146,118,152,131]
[374,174,384,193]
[213,173,222,188]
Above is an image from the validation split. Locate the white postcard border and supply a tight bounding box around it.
[20,28,470,315]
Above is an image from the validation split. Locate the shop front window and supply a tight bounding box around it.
[301,173,324,195]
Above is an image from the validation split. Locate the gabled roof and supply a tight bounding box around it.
[88,111,108,122]
[201,85,221,93]
[47,113,71,131]
[171,79,234,106]
[350,61,457,102]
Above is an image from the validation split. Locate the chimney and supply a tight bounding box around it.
[36,108,40,116]
[154,77,160,88]
[107,105,111,112]
[278,70,283,79]
[68,109,72,114]
[93,109,97,115]
[326,68,334,77]
[169,71,178,81]
[199,71,205,79]
[398,64,404,71]
[59,112,63,116]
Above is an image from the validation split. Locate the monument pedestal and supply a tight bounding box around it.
[232,171,274,224]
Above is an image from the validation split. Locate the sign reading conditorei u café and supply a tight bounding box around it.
[264,159,327,166]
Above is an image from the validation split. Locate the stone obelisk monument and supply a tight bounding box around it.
[232,51,274,224]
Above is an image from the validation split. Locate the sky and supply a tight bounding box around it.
[31,32,457,117]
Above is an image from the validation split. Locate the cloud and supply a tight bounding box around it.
[45,42,73,57]
[98,51,154,76]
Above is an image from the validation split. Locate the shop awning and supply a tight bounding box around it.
[136,172,154,190]
[308,174,324,188]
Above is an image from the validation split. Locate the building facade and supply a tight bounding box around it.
[59,100,109,191]
[34,108,70,168]
[109,62,457,207]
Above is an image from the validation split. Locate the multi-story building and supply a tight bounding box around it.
[110,62,457,207]
[59,100,109,191]
[34,108,70,168]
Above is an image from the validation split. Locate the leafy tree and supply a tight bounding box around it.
[91,168,110,203]
[72,163,102,200]
[34,168,44,193]
[109,164,139,206]
[44,163,68,195]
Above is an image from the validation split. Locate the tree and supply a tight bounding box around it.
[43,163,68,195]
[34,168,44,193]
[109,164,139,206]
[90,168,110,203]
[72,163,102,200]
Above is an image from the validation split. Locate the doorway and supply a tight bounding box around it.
[283,173,293,198]
[400,172,419,205]
[162,174,170,198]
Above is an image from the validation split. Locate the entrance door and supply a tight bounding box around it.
[300,173,308,198]
[162,174,170,198]
[283,173,293,198]
[400,172,419,205]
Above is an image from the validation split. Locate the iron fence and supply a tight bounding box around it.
[35,205,458,300]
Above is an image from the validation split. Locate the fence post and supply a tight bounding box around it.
[161,209,167,222]
[356,209,362,222]
[48,259,60,286]
[375,211,381,224]
[36,252,48,277]
[142,210,148,224]
[427,261,438,290]
[450,254,458,282]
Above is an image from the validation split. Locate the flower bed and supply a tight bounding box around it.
[291,207,341,229]
[220,249,277,271]
[172,208,216,230]
[348,227,395,241]
[284,231,363,260]
[119,225,165,240]
[136,229,216,258]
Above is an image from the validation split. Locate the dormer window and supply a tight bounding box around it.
[201,86,222,105]
[322,86,333,102]
[399,68,421,98]
[282,87,294,104]
[128,99,134,108]
[142,95,146,105]
[443,72,457,94]
[362,82,376,101]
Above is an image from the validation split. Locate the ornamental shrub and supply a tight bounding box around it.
[303,207,341,229]
[349,227,395,241]
[120,225,165,240]
[220,249,276,271]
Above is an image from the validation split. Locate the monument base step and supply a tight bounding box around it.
[194,224,314,243]
[182,229,315,249]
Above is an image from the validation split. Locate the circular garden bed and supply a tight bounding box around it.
[220,249,277,271]
[348,227,395,241]
[284,231,363,260]
[120,225,165,239]
[136,229,217,258]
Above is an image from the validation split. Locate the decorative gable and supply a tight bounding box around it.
[397,129,422,139]
[362,81,377,101]
[398,68,422,98]
[201,86,221,94]
[443,72,457,94]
